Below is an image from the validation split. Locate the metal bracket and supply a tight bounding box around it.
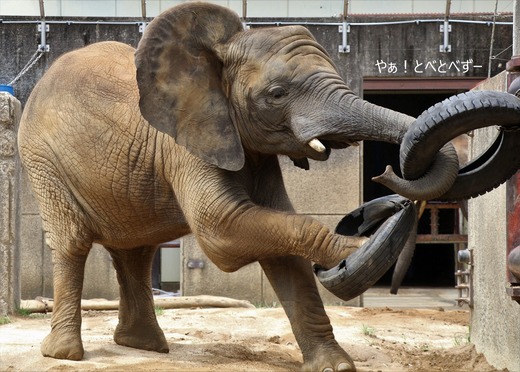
[439,21,452,53]
[506,286,520,304]
[507,246,520,303]
[338,22,350,53]
[38,21,50,52]
[186,258,204,269]
[455,248,473,307]
[138,22,147,34]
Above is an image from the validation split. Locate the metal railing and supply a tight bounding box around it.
[0,0,513,19]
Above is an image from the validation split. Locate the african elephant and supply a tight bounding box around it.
[17,2,514,371]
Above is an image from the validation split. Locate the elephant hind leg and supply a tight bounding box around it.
[41,247,89,361]
[25,161,97,360]
[105,245,169,353]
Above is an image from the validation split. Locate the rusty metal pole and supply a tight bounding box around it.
[444,0,451,20]
[505,0,520,303]
[141,0,146,19]
[39,0,45,18]
[242,0,247,29]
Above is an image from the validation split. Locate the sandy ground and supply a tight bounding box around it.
[0,303,504,372]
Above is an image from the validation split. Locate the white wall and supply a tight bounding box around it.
[0,0,514,18]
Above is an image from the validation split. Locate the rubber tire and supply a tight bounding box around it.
[440,129,520,200]
[315,195,415,302]
[400,91,520,200]
[390,202,418,294]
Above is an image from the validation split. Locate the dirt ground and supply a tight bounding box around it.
[0,304,503,371]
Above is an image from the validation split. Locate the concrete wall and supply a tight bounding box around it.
[0,92,21,315]
[0,8,511,303]
[468,73,520,372]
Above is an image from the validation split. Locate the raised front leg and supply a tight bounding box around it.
[261,256,355,372]
[106,246,169,353]
[174,159,367,273]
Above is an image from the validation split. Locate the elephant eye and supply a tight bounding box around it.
[269,86,287,100]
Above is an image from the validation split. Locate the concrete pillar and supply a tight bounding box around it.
[514,0,520,56]
[0,91,21,315]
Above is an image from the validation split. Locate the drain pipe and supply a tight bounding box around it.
[139,0,147,34]
[38,0,49,52]
[440,0,452,52]
[338,0,350,53]
[242,0,248,29]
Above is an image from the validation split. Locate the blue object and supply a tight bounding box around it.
[0,85,14,95]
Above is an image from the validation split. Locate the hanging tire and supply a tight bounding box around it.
[400,91,520,200]
[315,195,415,302]
[440,129,520,200]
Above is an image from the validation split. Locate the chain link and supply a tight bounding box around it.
[8,49,44,86]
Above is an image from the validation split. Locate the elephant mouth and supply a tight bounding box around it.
[304,137,360,159]
[291,117,360,160]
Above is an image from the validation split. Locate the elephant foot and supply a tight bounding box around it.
[113,323,169,353]
[302,343,356,372]
[41,329,84,360]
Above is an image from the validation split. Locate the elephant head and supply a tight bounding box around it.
[135,3,461,200]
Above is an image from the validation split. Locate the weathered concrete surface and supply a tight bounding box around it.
[1,11,511,302]
[0,92,21,315]
[469,72,520,372]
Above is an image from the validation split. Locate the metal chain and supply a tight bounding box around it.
[8,49,44,86]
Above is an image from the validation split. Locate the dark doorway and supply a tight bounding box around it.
[363,90,464,287]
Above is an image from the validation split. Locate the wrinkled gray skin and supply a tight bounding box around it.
[18,3,457,372]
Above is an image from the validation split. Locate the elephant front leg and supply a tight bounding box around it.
[261,256,356,372]
[41,249,87,360]
[106,246,169,353]
[195,203,367,272]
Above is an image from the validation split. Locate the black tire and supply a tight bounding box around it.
[390,203,418,294]
[400,91,520,200]
[439,129,520,200]
[315,195,415,302]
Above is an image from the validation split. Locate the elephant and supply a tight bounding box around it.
[17,2,518,371]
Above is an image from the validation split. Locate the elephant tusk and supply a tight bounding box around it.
[308,138,326,153]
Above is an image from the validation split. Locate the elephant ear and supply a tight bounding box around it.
[135,3,245,171]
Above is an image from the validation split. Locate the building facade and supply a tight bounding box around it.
[1,1,519,368]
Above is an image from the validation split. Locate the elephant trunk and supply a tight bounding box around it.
[372,144,459,201]
[352,96,413,144]
[335,94,460,201]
